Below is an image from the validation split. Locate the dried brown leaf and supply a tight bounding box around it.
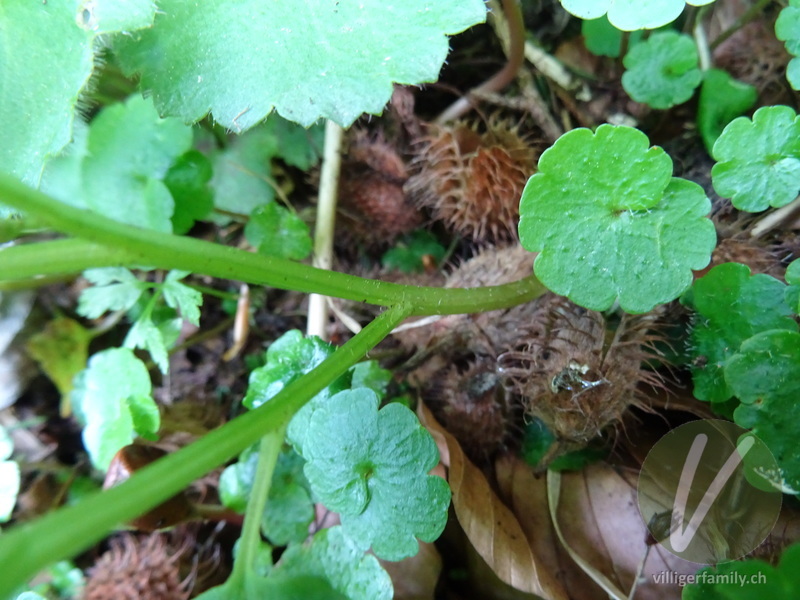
[419,402,569,600]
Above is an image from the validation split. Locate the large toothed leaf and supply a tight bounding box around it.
[518,125,716,313]
[112,0,486,130]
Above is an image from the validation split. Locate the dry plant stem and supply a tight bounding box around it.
[694,19,712,72]
[710,0,775,51]
[435,0,525,124]
[750,196,800,238]
[308,120,344,340]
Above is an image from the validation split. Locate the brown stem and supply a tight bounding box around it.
[435,0,525,124]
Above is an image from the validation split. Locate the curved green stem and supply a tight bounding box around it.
[230,424,287,587]
[0,303,411,599]
[0,174,545,316]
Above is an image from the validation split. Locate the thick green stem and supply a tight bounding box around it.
[0,303,411,599]
[230,425,287,587]
[0,174,545,316]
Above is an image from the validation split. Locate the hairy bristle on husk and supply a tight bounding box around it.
[498,299,665,444]
[84,532,193,600]
[337,129,422,246]
[405,119,539,243]
[425,356,517,462]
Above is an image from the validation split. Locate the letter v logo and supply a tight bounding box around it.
[669,433,755,552]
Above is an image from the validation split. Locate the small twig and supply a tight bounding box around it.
[307,120,343,340]
[436,0,525,124]
[750,196,800,239]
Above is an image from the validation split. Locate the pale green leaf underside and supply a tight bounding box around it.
[711,105,800,212]
[113,0,486,130]
[304,390,450,561]
[0,0,159,185]
[518,125,716,313]
[0,0,93,185]
[559,0,714,31]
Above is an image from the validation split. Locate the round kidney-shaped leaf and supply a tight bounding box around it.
[622,31,701,109]
[518,125,716,313]
[711,105,800,211]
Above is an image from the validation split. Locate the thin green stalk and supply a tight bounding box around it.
[230,425,287,588]
[0,175,546,315]
[0,303,411,599]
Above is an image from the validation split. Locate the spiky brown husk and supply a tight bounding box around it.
[84,532,193,600]
[394,244,542,364]
[425,356,517,462]
[336,130,422,247]
[406,120,539,243]
[498,299,664,444]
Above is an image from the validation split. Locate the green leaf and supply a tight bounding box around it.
[210,125,283,216]
[77,268,148,319]
[113,0,485,129]
[304,389,450,561]
[622,31,701,109]
[727,330,800,494]
[381,230,447,274]
[682,263,798,403]
[262,449,314,546]
[220,445,314,546]
[0,426,20,523]
[581,16,642,58]
[518,125,716,313]
[776,2,800,90]
[244,331,339,410]
[70,348,158,470]
[162,271,202,326]
[243,330,350,454]
[25,317,92,403]
[786,259,800,314]
[196,573,346,600]
[560,0,715,31]
[349,361,393,400]
[81,95,193,231]
[275,526,393,600]
[245,203,312,261]
[697,69,757,154]
[39,96,194,231]
[0,1,94,184]
[124,316,170,375]
[164,150,214,234]
[711,105,800,212]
